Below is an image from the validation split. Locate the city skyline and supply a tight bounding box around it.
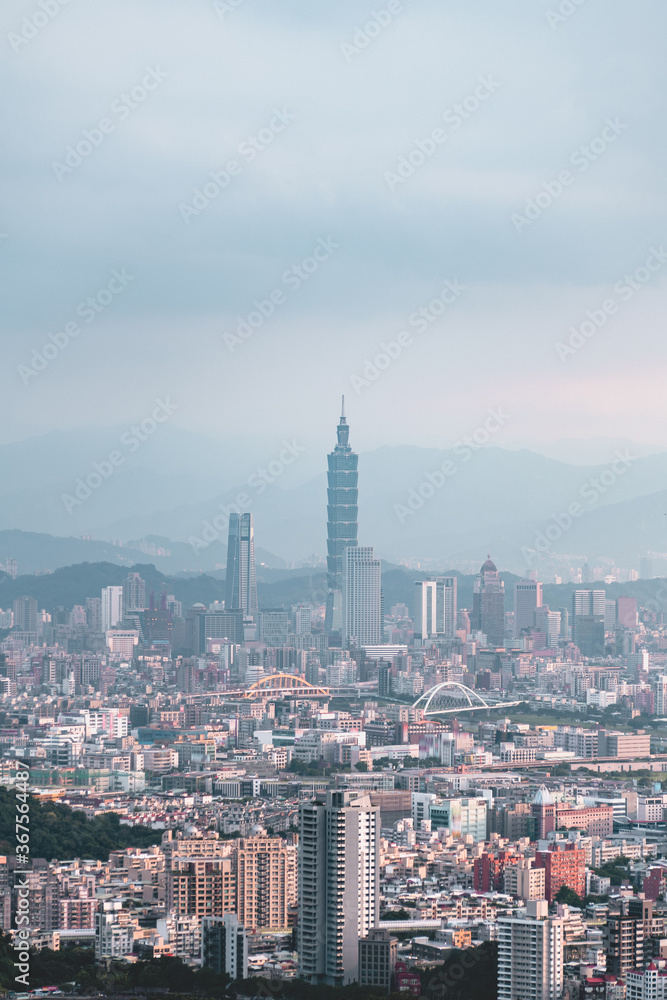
[2,2,666,996]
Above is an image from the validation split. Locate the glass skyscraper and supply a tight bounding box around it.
[225,512,258,617]
[325,398,358,638]
[472,556,505,647]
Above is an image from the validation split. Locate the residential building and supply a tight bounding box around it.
[101,586,123,632]
[358,929,397,995]
[498,899,564,1000]
[201,914,248,980]
[535,844,586,903]
[236,836,296,932]
[298,790,380,986]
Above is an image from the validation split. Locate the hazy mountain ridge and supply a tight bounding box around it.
[1,434,667,572]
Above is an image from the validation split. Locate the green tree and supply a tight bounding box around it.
[555,885,584,907]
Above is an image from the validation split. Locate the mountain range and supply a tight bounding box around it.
[1,428,667,575]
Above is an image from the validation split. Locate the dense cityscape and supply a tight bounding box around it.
[1,408,667,1000]
[3,4,664,999]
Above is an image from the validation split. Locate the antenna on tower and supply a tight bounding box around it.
[341,394,345,420]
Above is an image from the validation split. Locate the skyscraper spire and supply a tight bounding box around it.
[325,401,359,642]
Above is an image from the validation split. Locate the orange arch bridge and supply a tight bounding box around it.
[238,673,330,699]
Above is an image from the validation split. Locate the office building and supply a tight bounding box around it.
[101,586,123,632]
[199,610,244,651]
[572,589,606,625]
[325,398,359,638]
[534,607,561,648]
[575,616,605,657]
[123,572,146,613]
[429,797,488,842]
[259,610,289,646]
[598,729,651,757]
[298,790,380,986]
[514,579,543,635]
[236,836,296,932]
[201,914,248,980]
[295,604,313,635]
[358,929,397,995]
[498,899,564,1000]
[414,577,457,640]
[12,595,38,632]
[472,557,505,647]
[617,596,639,629]
[343,545,381,647]
[225,513,258,617]
[86,597,102,633]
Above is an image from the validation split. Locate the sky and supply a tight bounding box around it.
[2,0,667,461]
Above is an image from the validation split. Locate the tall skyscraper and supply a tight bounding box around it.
[343,545,381,647]
[101,586,123,632]
[298,790,380,986]
[414,577,457,640]
[471,556,505,647]
[498,900,563,1000]
[225,513,258,617]
[123,572,146,612]
[325,398,359,638]
[514,578,543,635]
[12,596,38,632]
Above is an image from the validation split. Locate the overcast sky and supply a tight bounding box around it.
[2,0,666,459]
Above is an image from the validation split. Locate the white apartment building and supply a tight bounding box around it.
[298,790,379,986]
[498,900,563,1000]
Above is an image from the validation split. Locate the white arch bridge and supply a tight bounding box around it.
[413,681,522,716]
